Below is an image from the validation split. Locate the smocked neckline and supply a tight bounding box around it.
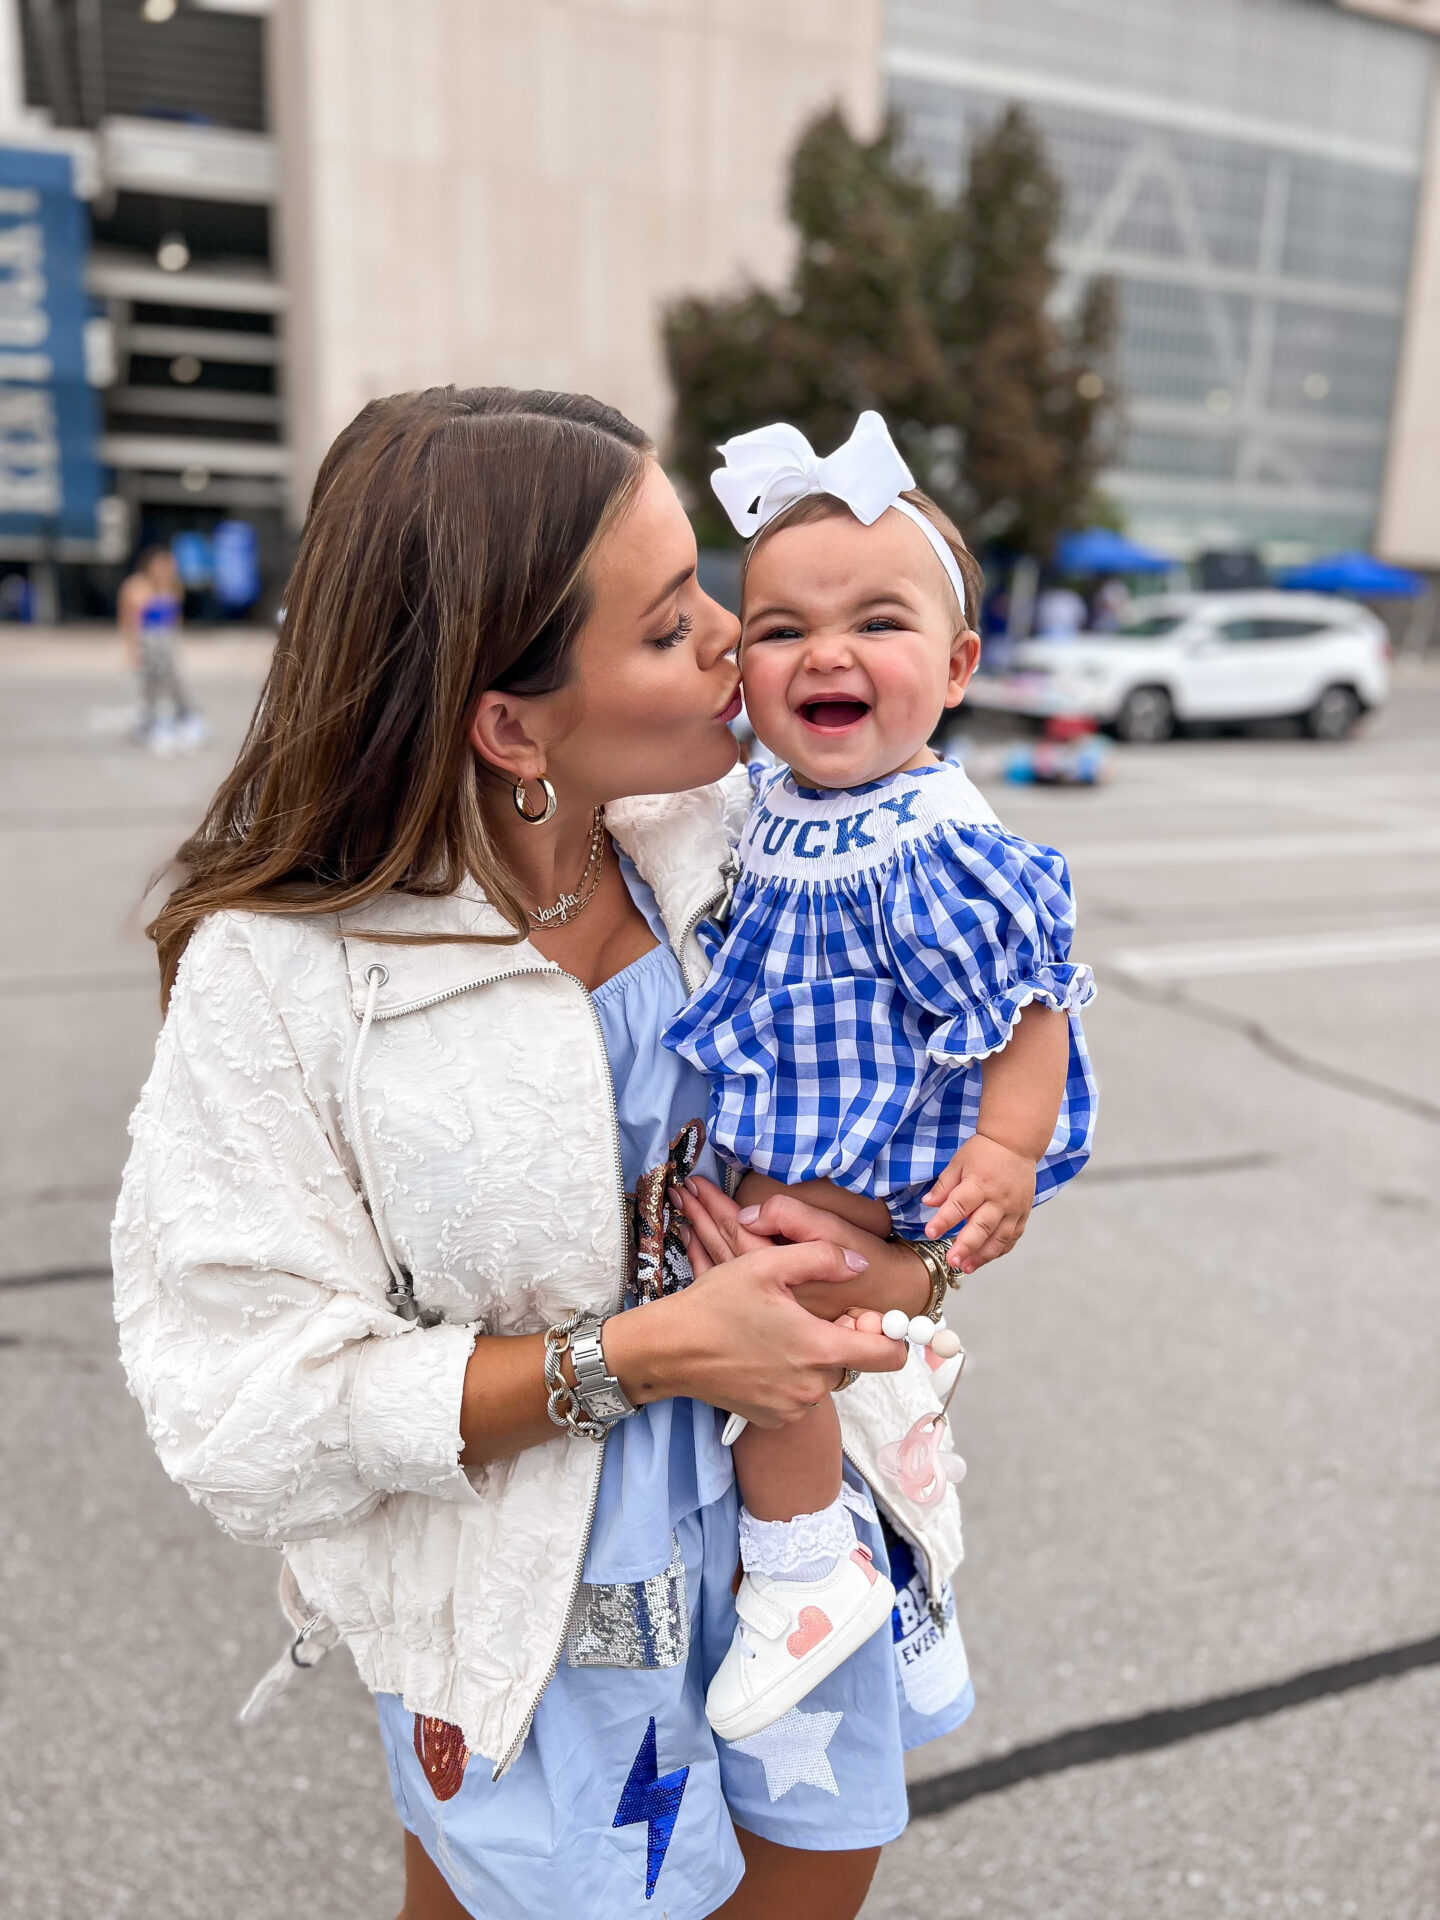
[787,758,949,801]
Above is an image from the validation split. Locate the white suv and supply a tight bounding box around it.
[969,592,1390,742]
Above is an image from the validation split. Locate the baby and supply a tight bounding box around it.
[664,412,1097,1741]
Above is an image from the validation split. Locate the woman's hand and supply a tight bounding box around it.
[461,1184,922,1465]
[602,1235,906,1431]
[673,1175,931,1324]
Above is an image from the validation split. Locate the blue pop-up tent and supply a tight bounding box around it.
[1279,551,1425,598]
[1056,528,1174,575]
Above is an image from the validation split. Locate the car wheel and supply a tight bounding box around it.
[1305,683,1361,741]
[1115,685,1175,744]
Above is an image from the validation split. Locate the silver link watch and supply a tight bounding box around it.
[568,1317,637,1428]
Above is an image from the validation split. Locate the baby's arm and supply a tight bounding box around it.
[922,1004,1070,1274]
[735,1169,893,1242]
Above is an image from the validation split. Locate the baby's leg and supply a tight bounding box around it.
[733,1394,842,1522]
[707,1392,894,1739]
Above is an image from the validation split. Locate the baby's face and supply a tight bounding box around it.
[739,508,980,789]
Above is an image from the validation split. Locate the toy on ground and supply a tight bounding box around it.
[1003,714,1111,787]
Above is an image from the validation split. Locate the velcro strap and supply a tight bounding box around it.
[735,1580,793,1641]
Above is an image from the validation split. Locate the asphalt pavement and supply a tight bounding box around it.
[1,630,1436,1920]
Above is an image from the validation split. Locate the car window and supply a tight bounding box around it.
[1218,619,1263,640]
[1116,614,1184,638]
[1253,618,1328,639]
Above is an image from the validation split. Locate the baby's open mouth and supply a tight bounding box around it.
[797,699,871,732]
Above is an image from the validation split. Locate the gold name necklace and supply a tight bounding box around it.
[530,808,606,927]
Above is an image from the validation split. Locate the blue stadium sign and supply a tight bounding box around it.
[0,147,101,542]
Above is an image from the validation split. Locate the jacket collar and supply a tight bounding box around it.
[339,770,742,1020]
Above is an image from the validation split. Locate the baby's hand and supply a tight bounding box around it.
[921,1134,1038,1275]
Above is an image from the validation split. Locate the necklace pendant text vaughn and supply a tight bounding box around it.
[532,890,583,927]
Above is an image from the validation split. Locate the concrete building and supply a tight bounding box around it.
[0,0,1434,591]
[0,0,881,589]
[890,0,1440,564]
[271,1,882,516]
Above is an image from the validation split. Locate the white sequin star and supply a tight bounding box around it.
[727,1706,844,1801]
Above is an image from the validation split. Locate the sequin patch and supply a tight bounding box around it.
[726,1705,843,1801]
[632,1118,704,1304]
[613,1715,689,1898]
[412,1713,470,1800]
[566,1535,691,1670]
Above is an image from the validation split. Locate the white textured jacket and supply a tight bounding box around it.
[112,771,963,1775]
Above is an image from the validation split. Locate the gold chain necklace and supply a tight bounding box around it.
[530,808,606,927]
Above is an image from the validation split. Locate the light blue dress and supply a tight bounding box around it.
[376,859,974,1919]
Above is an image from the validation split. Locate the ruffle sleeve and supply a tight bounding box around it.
[878,821,1095,1067]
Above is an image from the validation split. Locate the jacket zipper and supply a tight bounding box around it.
[839,1436,947,1621]
[673,879,729,994]
[493,978,629,1780]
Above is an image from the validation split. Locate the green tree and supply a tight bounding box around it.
[665,111,946,547]
[664,104,1118,557]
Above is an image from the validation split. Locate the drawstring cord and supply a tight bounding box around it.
[237,1567,341,1728]
[345,962,417,1320]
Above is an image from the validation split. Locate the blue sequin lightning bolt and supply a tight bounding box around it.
[613,1716,689,1899]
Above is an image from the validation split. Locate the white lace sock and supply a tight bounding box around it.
[738,1494,856,1584]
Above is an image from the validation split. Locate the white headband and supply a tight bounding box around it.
[710,409,971,618]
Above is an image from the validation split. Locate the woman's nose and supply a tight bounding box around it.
[696,595,741,666]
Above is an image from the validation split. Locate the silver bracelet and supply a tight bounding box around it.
[543,1312,606,1441]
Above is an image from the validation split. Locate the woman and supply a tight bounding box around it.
[114,388,968,1920]
[117,542,206,753]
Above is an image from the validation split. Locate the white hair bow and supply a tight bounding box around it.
[710,409,970,615]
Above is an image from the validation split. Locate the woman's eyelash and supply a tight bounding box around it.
[652,610,694,650]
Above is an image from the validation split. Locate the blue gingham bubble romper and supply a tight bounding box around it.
[663,759,1098,1233]
[376,858,975,1920]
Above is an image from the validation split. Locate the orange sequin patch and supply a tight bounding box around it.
[413,1714,470,1801]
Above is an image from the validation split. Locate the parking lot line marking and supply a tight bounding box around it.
[1083,1150,1278,1182]
[1068,827,1440,869]
[907,1630,1440,1818]
[1160,774,1435,832]
[1108,925,1440,979]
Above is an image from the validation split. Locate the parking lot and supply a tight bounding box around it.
[1,630,1437,1920]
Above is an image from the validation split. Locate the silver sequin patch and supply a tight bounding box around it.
[564,1535,690,1670]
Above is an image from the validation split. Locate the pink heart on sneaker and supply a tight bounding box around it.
[786,1606,833,1658]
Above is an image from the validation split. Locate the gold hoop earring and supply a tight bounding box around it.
[513,776,557,826]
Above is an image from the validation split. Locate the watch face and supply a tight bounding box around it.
[589,1386,631,1422]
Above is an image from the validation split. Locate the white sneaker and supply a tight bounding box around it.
[706,1545,895,1742]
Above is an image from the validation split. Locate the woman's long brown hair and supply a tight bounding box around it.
[149,386,650,1007]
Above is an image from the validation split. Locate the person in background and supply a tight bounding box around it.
[1090,577,1131,632]
[118,545,208,755]
[1033,582,1087,639]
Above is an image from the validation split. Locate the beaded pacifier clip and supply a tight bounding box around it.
[849,1309,968,1509]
